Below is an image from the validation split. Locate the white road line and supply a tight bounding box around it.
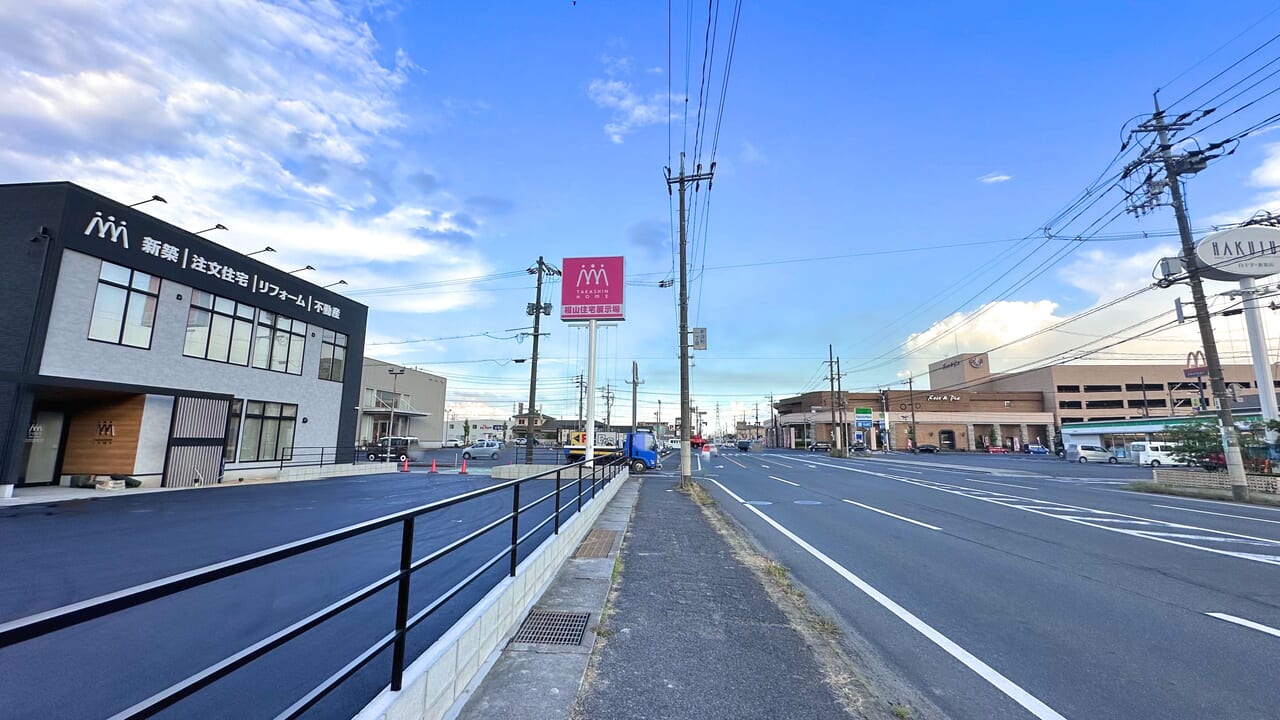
[960,477,1037,490]
[1206,612,1280,639]
[841,499,941,530]
[1105,489,1280,513]
[704,478,1068,720]
[769,475,800,487]
[1153,504,1280,526]
[769,460,795,469]
[761,465,771,469]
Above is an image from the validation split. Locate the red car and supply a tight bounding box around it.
[987,446,1009,454]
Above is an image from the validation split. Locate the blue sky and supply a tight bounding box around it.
[3,1,1280,433]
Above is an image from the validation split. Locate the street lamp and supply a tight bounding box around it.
[323,279,348,289]
[246,246,275,257]
[129,195,167,208]
[387,368,406,440]
[288,265,316,275]
[194,223,228,235]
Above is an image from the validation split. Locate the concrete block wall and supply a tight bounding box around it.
[356,468,629,720]
[1153,468,1280,494]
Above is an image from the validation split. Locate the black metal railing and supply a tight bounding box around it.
[0,457,627,718]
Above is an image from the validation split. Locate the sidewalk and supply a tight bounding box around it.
[457,474,858,720]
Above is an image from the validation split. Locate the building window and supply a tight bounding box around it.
[1125,383,1164,392]
[318,329,348,382]
[183,291,255,365]
[224,399,244,462]
[1058,400,1083,410]
[1061,417,1085,424]
[238,400,297,462]
[1083,385,1123,393]
[1128,398,1167,408]
[1085,399,1125,409]
[1056,385,1080,393]
[88,261,160,348]
[250,311,306,375]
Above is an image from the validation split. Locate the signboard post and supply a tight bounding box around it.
[562,257,626,464]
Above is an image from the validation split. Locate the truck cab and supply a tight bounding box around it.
[563,431,662,473]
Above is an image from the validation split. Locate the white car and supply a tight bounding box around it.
[462,440,501,460]
[1065,444,1117,464]
[443,438,462,448]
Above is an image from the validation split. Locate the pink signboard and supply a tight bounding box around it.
[561,256,625,321]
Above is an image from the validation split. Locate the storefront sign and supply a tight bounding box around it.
[854,407,874,428]
[561,256,625,321]
[926,394,961,402]
[1194,226,1280,281]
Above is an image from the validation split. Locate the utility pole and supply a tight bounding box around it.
[524,256,560,464]
[576,374,585,432]
[667,152,714,488]
[767,393,776,447]
[907,372,917,451]
[828,344,841,450]
[1128,98,1248,500]
[599,385,615,428]
[387,367,405,444]
[836,356,847,450]
[626,361,645,432]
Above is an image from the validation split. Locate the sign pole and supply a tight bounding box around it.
[585,319,597,466]
[1241,277,1280,442]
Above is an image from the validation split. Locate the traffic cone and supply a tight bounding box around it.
[429,459,438,473]
[460,459,468,475]
[401,457,409,473]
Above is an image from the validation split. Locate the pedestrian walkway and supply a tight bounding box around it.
[457,474,851,720]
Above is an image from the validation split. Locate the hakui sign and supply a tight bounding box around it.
[1194,226,1280,281]
[561,256,625,321]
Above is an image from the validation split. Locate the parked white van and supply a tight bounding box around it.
[1065,444,1117,463]
[1128,441,1180,466]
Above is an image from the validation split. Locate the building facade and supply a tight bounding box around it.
[932,352,1266,428]
[358,359,445,446]
[0,182,367,492]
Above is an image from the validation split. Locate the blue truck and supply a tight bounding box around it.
[563,431,662,474]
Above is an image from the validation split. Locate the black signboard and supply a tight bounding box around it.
[56,184,366,336]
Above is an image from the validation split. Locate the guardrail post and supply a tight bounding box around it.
[391,517,415,691]
[576,472,583,512]
[554,476,562,535]
[510,484,521,576]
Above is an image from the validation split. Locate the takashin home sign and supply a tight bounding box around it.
[1193,226,1280,282]
[561,256,625,321]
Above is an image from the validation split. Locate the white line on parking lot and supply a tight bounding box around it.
[841,499,940,530]
[1206,612,1280,639]
[705,478,1068,720]
[769,475,800,487]
[1153,504,1280,525]
[960,478,1037,490]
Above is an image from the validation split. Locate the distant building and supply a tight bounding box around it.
[357,359,445,446]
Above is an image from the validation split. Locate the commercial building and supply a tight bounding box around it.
[357,359,445,446]
[0,182,367,494]
[932,352,1267,428]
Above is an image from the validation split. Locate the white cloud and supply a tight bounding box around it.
[740,141,765,164]
[978,172,1012,184]
[586,61,669,143]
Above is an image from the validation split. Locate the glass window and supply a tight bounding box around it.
[287,334,305,375]
[237,400,299,462]
[183,291,254,366]
[251,309,305,375]
[229,318,252,365]
[252,323,272,369]
[192,291,214,309]
[207,313,233,362]
[88,260,159,349]
[224,399,243,462]
[318,330,348,382]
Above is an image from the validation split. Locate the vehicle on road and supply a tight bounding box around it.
[1023,443,1049,455]
[665,438,681,451]
[986,445,1008,454]
[809,441,831,452]
[366,436,423,462]
[563,431,662,473]
[851,442,867,452]
[915,444,939,453]
[514,437,540,447]
[737,439,752,451]
[443,438,462,448]
[1128,441,1178,466]
[1065,444,1117,464]
[462,440,501,460]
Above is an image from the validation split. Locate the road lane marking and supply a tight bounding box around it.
[769,475,800,487]
[761,465,771,469]
[769,460,795,469]
[1206,613,1280,639]
[841,499,940,530]
[960,478,1037,490]
[1152,504,1280,526]
[806,460,1280,567]
[704,478,1068,720]
[1106,489,1280,513]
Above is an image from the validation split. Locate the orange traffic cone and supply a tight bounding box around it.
[429,458,438,473]
[460,459,468,475]
[401,457,409,473]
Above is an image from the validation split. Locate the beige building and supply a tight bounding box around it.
[358,358,446,446]
[931,352,1264,429]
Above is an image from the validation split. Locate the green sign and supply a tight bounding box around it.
[854,407,873,428]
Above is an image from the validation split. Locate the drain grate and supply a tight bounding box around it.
[509,610,591,646]
[574,529,618,558]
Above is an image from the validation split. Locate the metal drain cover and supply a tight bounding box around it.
[574,529,618,558]
[509,610,591,646]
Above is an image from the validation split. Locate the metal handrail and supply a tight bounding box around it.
[0,456,627,719]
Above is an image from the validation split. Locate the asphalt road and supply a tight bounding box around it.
[0,448,604,719]
[699,449,1280,720]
